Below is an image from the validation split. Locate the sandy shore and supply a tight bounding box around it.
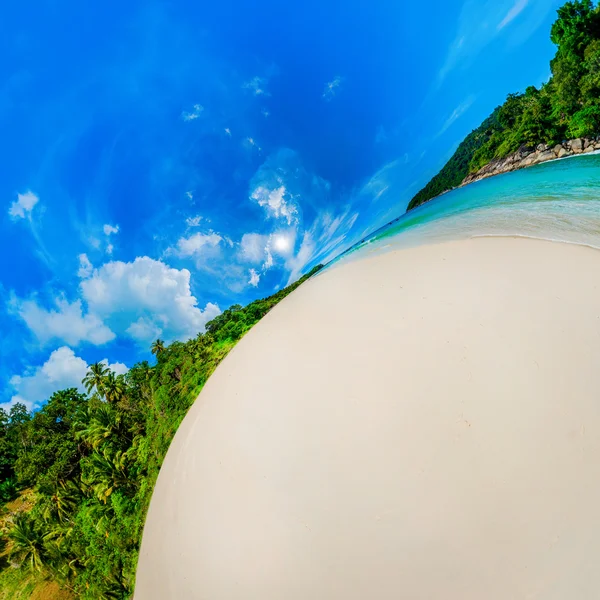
[136,237,600,600]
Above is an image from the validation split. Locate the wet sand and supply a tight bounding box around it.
[136,237,600,599]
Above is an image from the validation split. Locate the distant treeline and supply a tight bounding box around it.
[0,265,322,599]
[408,0,600,211]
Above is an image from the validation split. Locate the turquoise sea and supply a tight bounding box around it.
[343,152,600,261]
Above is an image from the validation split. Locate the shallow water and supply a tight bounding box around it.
[340,153,600,263]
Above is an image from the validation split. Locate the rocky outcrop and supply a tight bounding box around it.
[461,137,600,187]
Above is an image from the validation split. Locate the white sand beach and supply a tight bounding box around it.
[135,237,600,599]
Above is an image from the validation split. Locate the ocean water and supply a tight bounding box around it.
[343,152,600,262]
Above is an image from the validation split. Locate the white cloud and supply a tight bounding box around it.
[285,208,359,285]
[286,233,314,281]
[244,148,361,283]
[9,191,39,219]
[103,223,119,236]
[5,347,127,412]
[240,231,296,273]
[126,317,163,342]
[224,128,231,137]
[261,108,270,118]
[243,76,269,96]
[437,96,475,136]
[100,359,128,375]
[181,103,204,121]
[264,247,274,269]
[185,215,202,227]
[185,190,194,200]
[248,269,260,287]
[16,256,221,347]
[239,233,269,264]
[437,0,545,83]
[14,296,116,346]
[498,0,529,30]
[174,232,222,258]
[80,256,221,343]
[78,253,93,278]
[99,224,119,255]
[242,136,262,153]
[323,76,342,101]
[250,185,299,225]
[361,159,402,203]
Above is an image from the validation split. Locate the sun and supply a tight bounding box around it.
[272,234,291,253]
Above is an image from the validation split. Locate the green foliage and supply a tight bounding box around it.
[8,513,49,572]
[82,363,109,398]
[567,105,600,137]
[0,479,17,504]
[14,390,88,490]
[408,0,600,211]
[0,265,323,598]
[407,111,501,211]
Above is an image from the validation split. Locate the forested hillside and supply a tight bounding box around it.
[408,0,600,211]
[0,266,322,599]
[407,111,500,210]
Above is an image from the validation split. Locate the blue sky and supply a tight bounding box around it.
[1,0,564,409]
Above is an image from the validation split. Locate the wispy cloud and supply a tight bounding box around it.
[250,185,299,225]
[103,223,119,236]
[437,0,539,84]
[243,76,270,96]
[185,215,202,227]
[239,233,269,264]
[102,223,119,255]
[437,96,475,136]
[8,191,39,219]
[248,269,260,287]
[498,0,529,30]
[243,137,262,152]
[181,103,204,121]
[173,232,222,258]
[323,76,342,101]
[77,253,93,278]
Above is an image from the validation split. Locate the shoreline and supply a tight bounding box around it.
[407,138,600,213]
[136,236,600,600]
[468,231,600,253]
[460,137,600,187]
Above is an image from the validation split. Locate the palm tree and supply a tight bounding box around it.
[76,403,130,450]
[151,338,165,357]
[82,447,133,504]
[103,371,125,404]
[45,480,81,525]
[82,362,109,397]
[8,513,47,571]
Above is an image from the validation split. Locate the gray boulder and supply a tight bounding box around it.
[538,150,556,162]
